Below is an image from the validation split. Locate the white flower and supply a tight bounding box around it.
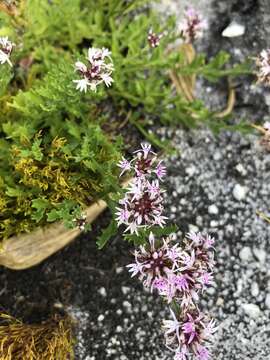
[126,261,144,277]
[73,78,89,92]
[264,121,270,132]
[0,36,14,67]
[74,61,88,73]
[163,308,181,340]
[74,47,114,92]
[0,50,12,66]
[100,73,114,87]
[88,47,112,63]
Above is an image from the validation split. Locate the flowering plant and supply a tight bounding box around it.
[114,145,217,359]
[73,47,114,92]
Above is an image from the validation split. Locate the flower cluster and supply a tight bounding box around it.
[148,28,163,48]
[116,144,167,234]
[127,232,215,305]
[73,213,87,231]
[256,49,270,85]
[163,308,217,360]
[179,7,207,43]
[73,47,114,92]
[0,36,14,66]
[127,232,217,359]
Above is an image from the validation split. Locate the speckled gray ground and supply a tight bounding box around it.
[1,1,270,360]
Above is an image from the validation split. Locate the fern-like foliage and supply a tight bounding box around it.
[0,0,251,241]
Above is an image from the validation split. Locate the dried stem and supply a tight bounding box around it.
[0,313,74,360]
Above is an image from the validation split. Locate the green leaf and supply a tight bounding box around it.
[124,224,178,245]
[96,218,118,249]
[31,138,43,161]
[31,198,49,222]
[47,209,61,222]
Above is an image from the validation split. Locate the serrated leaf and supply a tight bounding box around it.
[31,198,49,222]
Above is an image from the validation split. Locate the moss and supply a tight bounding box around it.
[0,313,74,360]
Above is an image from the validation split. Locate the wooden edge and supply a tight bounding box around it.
[0,177,132,270]
[0,199,107,270]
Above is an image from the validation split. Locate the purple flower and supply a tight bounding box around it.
[179,7,207,43]
[173,275,189,291]
[163,308,216,360]
[256,49,270,85]
[73,47,114,92]
[182,314,197,344]
[148,28,164,48]
[126,231,215,306]
[126,233,176,289]
[196,346,210,360]
[174,347,188,360]
[199,272,213,288]
[118,143,167,181]
[116,144,168,234]
[155,161,167,180]
[152,277,168,292]
[118,157,132,176]
[0,36,15,66]
[116,178,166,235]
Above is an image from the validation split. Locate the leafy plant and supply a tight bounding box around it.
[0,0,251,242]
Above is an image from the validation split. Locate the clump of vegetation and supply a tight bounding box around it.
[0,0,250,243]
[0,313,74,360]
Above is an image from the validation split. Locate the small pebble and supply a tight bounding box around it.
[222,22,245,37]
[239,247,253,262]
[233,184,247,201]
[241,303,261,318]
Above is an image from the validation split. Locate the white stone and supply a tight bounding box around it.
[123,300,132,308]
[265,294,270,309]
[251,282,259,297]
[98,287,107,297]
[97,314,104,322]
[116,309,123,316]
[233,184,247,201]
[235,163,247,176]
[213,151,222,161]
[241,303,261,318]
[188,224,199,233]
[210,220,219,227]
[239,246,253,262]
[115,267,123,274]
[185,165,196,177]
[121,286,130,295]
[216,297,224,306]
[208,204,219,215]
[222,22,245,37]
[253,248,266,264]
